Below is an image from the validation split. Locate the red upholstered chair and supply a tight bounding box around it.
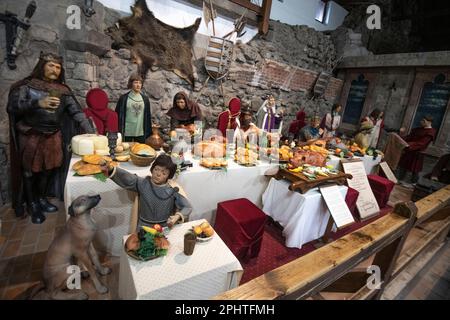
[367,174,395,208]
[215,198,267,261]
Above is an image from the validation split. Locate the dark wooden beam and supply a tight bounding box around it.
[176,0,259,27]
[229,0,262,13]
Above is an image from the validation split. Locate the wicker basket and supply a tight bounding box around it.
[130,152,156,167]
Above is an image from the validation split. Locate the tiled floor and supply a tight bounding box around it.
[0,184,447,300]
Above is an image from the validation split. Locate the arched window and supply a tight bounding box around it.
[412,74,450,136]
[343,74,369,125]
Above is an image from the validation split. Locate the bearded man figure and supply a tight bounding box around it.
[7,52,95,224]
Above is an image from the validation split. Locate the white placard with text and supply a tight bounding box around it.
[320,185,355,229]
[342,160,380,219]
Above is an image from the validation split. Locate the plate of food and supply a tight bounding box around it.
[200,158,228,170]
[192,221,215,242]
[124,225,170,261]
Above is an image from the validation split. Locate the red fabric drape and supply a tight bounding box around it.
[83,88,118,135]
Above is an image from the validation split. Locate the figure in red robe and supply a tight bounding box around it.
[288,109,306,142]
[217,97,241,139]
[83,88,118,135]
[397,115,436,182]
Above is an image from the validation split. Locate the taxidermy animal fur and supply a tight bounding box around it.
[106,0,201,84]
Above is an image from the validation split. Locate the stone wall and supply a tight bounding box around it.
[0,0,342,205]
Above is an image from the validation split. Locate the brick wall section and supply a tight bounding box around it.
[324,77,344,101]
[229,59,342,101]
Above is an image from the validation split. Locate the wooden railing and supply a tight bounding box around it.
[214,185,450,300]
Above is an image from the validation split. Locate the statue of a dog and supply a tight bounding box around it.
[29,194,111,300]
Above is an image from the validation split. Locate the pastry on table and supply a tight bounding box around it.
[75,163,102,176]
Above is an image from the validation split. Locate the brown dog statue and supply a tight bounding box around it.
[30,194,111,300]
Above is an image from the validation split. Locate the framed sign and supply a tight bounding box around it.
[342,160,380,220]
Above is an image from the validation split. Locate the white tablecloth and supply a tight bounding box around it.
[327,155,382,175]
[262,178,348,249]
[118,219,243,300]
[64,153,277,256]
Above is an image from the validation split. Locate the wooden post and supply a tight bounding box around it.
[259,0,272,35]
[371,201,417,299]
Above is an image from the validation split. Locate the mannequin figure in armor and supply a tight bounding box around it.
[7,52,95,224]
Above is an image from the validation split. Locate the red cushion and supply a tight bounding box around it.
[367,175,395,208]
[215,198,266,261]
[345,187,359,218]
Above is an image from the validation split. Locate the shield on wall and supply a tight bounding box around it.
[204,36,234,80]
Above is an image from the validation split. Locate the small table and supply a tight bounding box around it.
[118,219,243,300]
[262,178,348,248]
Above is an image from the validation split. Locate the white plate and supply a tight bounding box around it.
[196,234,214,242]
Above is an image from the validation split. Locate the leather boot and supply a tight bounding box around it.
[29,201,46,224]
[38,198,58,213]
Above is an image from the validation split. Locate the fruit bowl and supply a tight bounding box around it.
[192,221,215,242]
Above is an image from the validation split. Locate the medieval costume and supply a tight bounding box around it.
[217,97,241,138]
[298,124,322,142]
[233,106,261,145]
[321,104,342,138]
[7,52,94,223]
[362,109,384,148]
[354,119,375,149]
[108,155,192,230]
[398,117,436,182]
[288,110,306,141]
[83,88,118,135]
[256,95,283,134]
[167,91,203,132]
[115,75,152,143]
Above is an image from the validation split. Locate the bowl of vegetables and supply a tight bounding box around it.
[125,225,170,261]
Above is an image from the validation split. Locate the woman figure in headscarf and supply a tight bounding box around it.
[256,94,284,134]
[362,108,384,148]
[83,88,118,135]
[167,91,203,135]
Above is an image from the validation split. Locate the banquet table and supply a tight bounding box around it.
[118,219,243,300]
[64,152,277,256]
[262,178,348,248]
[326,154,382,175]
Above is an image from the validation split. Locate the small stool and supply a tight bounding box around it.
[214,198,267,261]
[367,174,395,208]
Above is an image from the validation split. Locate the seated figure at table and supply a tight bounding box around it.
[354,118,374,149]
[217,97,241,139]
[287,109,306,142]
[233,105,261,146]
[297,114,323,143]
[103,154,192,230]
[167,91,203,136]
[397,115,436,183]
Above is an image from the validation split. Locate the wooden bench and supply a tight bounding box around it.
[213,185,450,300]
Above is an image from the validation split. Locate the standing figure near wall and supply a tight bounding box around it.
[116,74,152,143]
[7,52,95,223]
[167,91,203,135]
[321,103,342,138]
[256,94,284,134]
[397,115,436,183]
[288,109,306,142]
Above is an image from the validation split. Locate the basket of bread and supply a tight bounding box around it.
[130,143,157,167]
